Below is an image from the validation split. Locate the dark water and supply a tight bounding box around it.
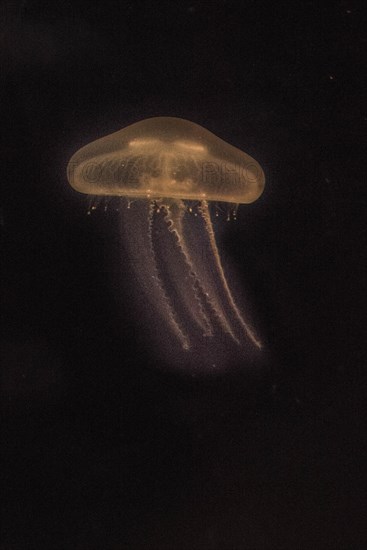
[1,1,366,548]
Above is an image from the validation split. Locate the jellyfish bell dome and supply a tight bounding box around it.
[67,117,265,204]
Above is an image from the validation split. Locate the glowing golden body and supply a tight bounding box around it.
[67,118,265,364]
[67,117,264,204]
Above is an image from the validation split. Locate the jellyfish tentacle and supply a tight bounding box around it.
[160,200,214,337]
[163,200,240,344]
[198,201,262,349]
[146,201,191,349]
[122,200,190,350]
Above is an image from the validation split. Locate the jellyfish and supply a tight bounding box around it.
[67,117,265,368]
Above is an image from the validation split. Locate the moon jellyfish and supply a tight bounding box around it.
[67,117,265,370]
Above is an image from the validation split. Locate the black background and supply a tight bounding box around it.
[1,1,366,548]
